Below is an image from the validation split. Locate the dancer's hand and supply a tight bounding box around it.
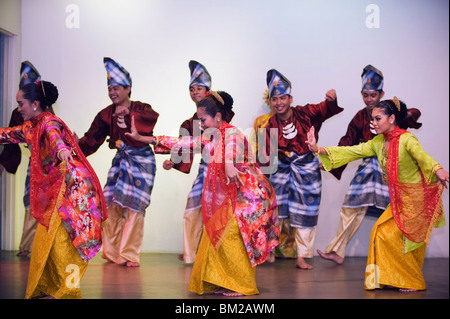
[305,126,319,153]
[436,168,449,189]
[125,116,154,144]
[125,116,139,140]
[113,105,130,117]
[225,162,244,187]
[58,148,74,165]
[325,89,337,102]
[163,160,174,170]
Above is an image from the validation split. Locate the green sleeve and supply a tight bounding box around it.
[401,134,442,183]
[319,137,380,171]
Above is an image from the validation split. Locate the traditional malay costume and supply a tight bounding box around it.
[318,98,444,290]
[323,65,422,259]
[0,61,42,256]
[78,57,159,266]
[157,61,234,264]
[1,83,107,299]
[263,69,343,261]
[154,110,279,295]
[172,61,211,264]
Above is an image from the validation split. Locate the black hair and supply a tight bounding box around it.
[21,81,58,112]
[197,91,234,121]
[122,85,132,97]
[374,99,407,125]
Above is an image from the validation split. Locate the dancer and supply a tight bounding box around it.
[260,69,343,269]
[317,65,422,264]
[159,60,233,264]
[78,57,159,267]
[1,110,34,256]
[306,97,448,292]
[127,91,279,296]
[0,61,43,257]
[1,80,107,298]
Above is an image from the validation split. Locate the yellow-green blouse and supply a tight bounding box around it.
[320,132,444,252]
[320,132,441,184]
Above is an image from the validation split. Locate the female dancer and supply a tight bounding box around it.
[306,97,448,292]
[127,91,279,296]
[1,81,107,298]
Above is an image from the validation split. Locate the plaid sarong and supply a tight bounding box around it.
[270,152,322,228]
[103,143,156,215]
[185,158,208,211]
[342,156,389,215]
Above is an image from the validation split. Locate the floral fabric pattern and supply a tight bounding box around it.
[1,112,106,261]
[157,122,279,266]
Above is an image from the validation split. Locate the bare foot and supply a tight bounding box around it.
[213,288,228,295]
[265,252,275,263]
[295,257,313,270]
[32,293,56,299]
[317,249,344,265]
[399,288,418,292]
[16,250,30,257]
[386,285,418,292]
[223,290,244,297]
[126,261,140,267]
[219,288,244,297]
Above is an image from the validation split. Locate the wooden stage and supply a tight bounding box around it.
[0,251,448,301]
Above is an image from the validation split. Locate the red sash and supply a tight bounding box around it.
[385,127,443,244]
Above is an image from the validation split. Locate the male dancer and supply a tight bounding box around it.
[78,57,159,267]
[262,69,343,269]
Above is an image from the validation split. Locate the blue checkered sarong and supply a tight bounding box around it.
[103,143,156,215]
[342,156,389,216]
[270,152,322,228]
[185,158,208,211]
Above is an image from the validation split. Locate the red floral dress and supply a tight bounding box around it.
[155,122,279,266]
[0,112,107,261]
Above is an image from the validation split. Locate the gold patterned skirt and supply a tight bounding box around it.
[188,214,259,295]
[365,207,426,291]
[25,212,88,299]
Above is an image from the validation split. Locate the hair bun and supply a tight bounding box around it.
[42,81,59,106]
[217,91,233,111]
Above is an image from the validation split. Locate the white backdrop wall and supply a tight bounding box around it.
[15,0,448,257]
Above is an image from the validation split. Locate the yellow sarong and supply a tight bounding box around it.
[365,207,426,291]
[25,212,88,299]
[188,214,258,296]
